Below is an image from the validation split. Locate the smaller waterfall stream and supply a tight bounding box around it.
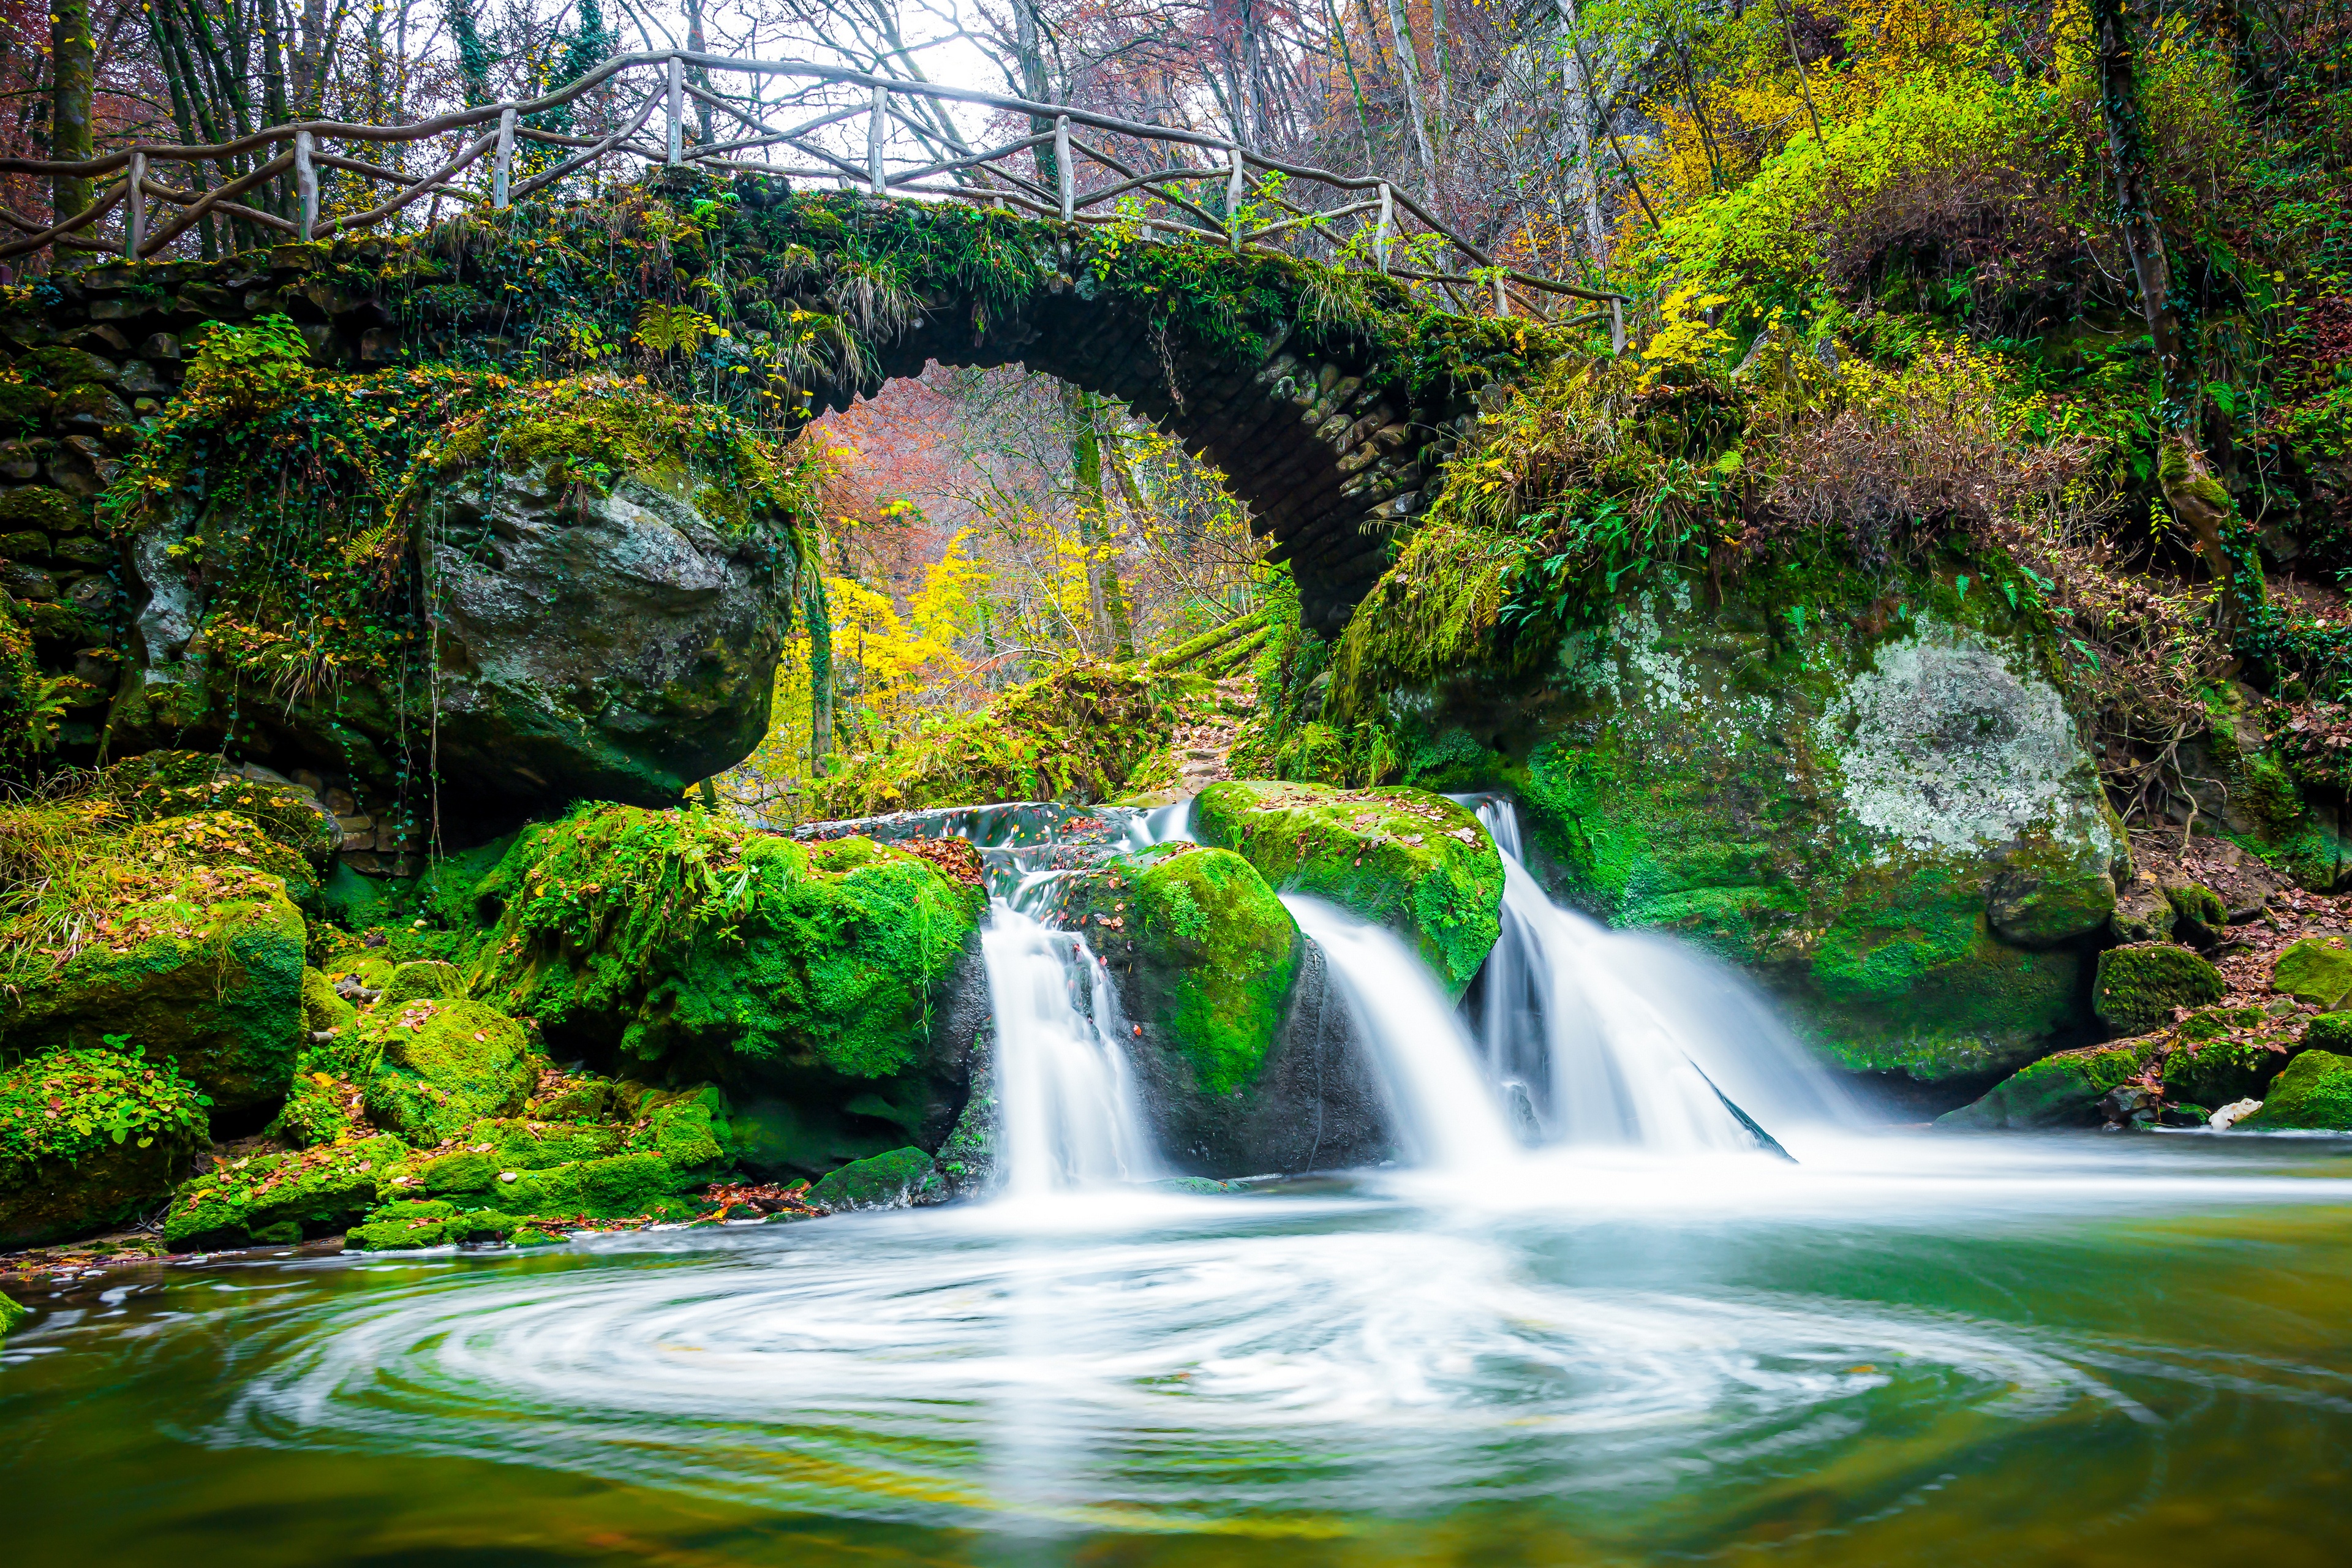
[1284,895,1517,1171]
[983,903,1160,1196]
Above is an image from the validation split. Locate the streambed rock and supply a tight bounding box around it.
[1379,557,2125,1087]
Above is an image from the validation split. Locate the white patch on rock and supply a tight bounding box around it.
[1818,627,2110,857]
[2210,1098,2263,1131]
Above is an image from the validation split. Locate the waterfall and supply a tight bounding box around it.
[1464,796,1853,1153]
[1283,895,1517,1172]
[982,903,1161,1196]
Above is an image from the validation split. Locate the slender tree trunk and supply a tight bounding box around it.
[1553,0,1608,262]
[1068,386,1134,661]
[1012,0,1057,187]
[50,0,95,238]
[1379,0,1439,194]
[686,0,712,146]
[1321,0,1376,168]
[2091,0,2260,630]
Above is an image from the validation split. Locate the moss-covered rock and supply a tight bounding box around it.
[357,998,537,1144]
[2272,936,2352,1011]
[807,1146,935,1212]
[2242,1049,2352,1131]
[2164,882,2229,944]
[1077,845,1300,1095]
[1193,779,1502,994]
[2304,1011,2352,1054]
[1937,1040,2161,1130]
[2094,944,2226,1038]
[1361,559,2123,1083]
[0,1044,211,1246]
[107,752,341,873]
[162,1134,409,1248]
[471,805,984,1131]
[0,872,306,1114]
[377,960,461,1008]
[300,966,357,1036]
[344,1198,546,1251]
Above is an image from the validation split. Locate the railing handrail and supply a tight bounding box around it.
[5,49,1631,335]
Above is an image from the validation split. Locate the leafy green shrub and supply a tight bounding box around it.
[0,1038,212,1174]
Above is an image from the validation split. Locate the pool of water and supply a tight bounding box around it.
[8,1132,2352,1566]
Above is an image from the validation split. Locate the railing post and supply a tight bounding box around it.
[1610,296,1625,355]
[492,106,516,208]
[1054,115,1072,222]
[1492,272,1510,317]
[124,149,145,259]
[294,129,319,240]
[1374,182,1392,274]
[666,56,684,165]
[870,85,889,194]
[1226,146,1244,252]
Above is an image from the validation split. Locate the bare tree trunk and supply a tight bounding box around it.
[2091,0,2260,631]
[1012,0,1057,187]
[1552,0,1607,262]
[1379,0,1438,193]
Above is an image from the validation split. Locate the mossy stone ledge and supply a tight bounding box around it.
[1192,779,1502,995]
[2242,1050,2352,1131]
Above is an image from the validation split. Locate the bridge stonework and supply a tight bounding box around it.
[8,189,1556,631]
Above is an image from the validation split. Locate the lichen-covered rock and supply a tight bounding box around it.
[2242,1049,2352,1131]
[2109,870,2176,944]
[2272,936,2352,1011]
[1937,1041,2161,1130]
[1370,557,2123,1084]
[2094,944,2226,1036]
[472,805,985,1154]
[1193,779,1502,994]
[0,1044,211,1247]
[808,1146,935,1212]
[358,998,537,1144]
[0,870,305,1115]
[162,1134,409,1249]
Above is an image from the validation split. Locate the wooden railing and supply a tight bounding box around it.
[0,51,1627,344]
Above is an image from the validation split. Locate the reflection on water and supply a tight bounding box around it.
[7,1135,2352,1564]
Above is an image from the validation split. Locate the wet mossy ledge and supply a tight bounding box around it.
[0,758,989,1255]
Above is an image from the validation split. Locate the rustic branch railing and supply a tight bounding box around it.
[0,51,1629,347]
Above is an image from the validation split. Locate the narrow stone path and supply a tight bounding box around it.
[1171,676,1256,794]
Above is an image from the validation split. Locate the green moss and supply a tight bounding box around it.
[813,660,1200,816]
[498,1151,702,1222]
[807,1145,933,1212]
[344,1197,544,1251]
[0,1043,213,1246]
[2272,935,2352,1010]
[300,966,357,1036]
[0,874,306,1114]
[471,804,979,1086]
[1327,521,1539,723]
[1085,845,1300,1096]
[109,753,341,867]
[2304,1011,2352,1054]
[162,1133,409,1248]
[357,997,537,1144]
[1937,1041,2161,1130]
[377,959,462,1007]
[2094,944,2226,1036]
[2242,1049,2352,1131]
[2164,882,2228,938]
[1193,779,1502,995]
[0,1289,26,1344]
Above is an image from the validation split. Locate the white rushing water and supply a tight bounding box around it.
[981,903,1160,1197]
[1460,795,1858,1154]
[1283,894,1517,1172]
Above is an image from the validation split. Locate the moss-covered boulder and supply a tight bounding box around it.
[377,960,462,1008]
[300,967,358,1037]
[106,752,341,878]
[0,1044,212,1246]
[0,868,306,1115]
[2272,936,2352,1011]
[2163,1008,2297,1106]
[2242,1049,2352,1131]
[1361,559,2123,1084]
[1193,780,1502,995]
[471,805,986,1161]
[345,1199,548,1251]
[2094,944,2226,1037]
[1937,1041,2161,1130]
[357,998,537,1144]
[162,1134,409,1249]
[808,1146,935,1212]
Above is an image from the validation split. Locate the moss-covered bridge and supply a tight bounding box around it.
[20,178,1585,628]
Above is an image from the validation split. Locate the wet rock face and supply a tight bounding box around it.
[424,467,794,809]
[1393,559,2124,1085]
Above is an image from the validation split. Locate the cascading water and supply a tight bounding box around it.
[1464,795,1855,1153]
[982,903,1160,1196]
[1283,894,1517,1171]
